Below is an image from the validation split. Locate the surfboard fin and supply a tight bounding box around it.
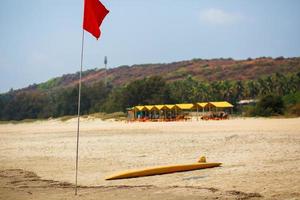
[198,156,206,163]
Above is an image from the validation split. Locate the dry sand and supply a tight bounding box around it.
[0,117,299,199]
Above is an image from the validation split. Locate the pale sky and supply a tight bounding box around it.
[1,0,300,93]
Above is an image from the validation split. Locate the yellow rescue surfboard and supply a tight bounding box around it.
[106,156,221,180]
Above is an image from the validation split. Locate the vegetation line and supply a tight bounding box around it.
[0,71,299,120]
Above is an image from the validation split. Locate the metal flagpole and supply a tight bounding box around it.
[75,29,85,195]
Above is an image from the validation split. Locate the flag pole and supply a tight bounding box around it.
[75,29,85,195]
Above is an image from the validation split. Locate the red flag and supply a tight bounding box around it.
[83,0,109,39]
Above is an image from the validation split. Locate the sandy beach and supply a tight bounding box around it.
[0,117,300,199]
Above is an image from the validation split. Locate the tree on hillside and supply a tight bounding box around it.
[250,95,284,116]
[83,81,111,113]
[208,82,223,101]
[245,80,259,99]
[53,87,78,116]
[102,87,125,113]
[169,76,202,103]
[257,77,269,96]
[0,92,49,120]
[122,76,171,108]
[218,80,233,102]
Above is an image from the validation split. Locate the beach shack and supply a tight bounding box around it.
[164,104,179,121]
[195,102,209,120]
[207,101,234,111]
[153,105,168,121]
[175,103,195,121]
[134,105,147,120]
[129,101,234,122]
[202,101,234,120]
[126,107,135,121]
[144,105,159,120]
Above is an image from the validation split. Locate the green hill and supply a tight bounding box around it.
[19,57,300,93]
[1,56,299,120]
